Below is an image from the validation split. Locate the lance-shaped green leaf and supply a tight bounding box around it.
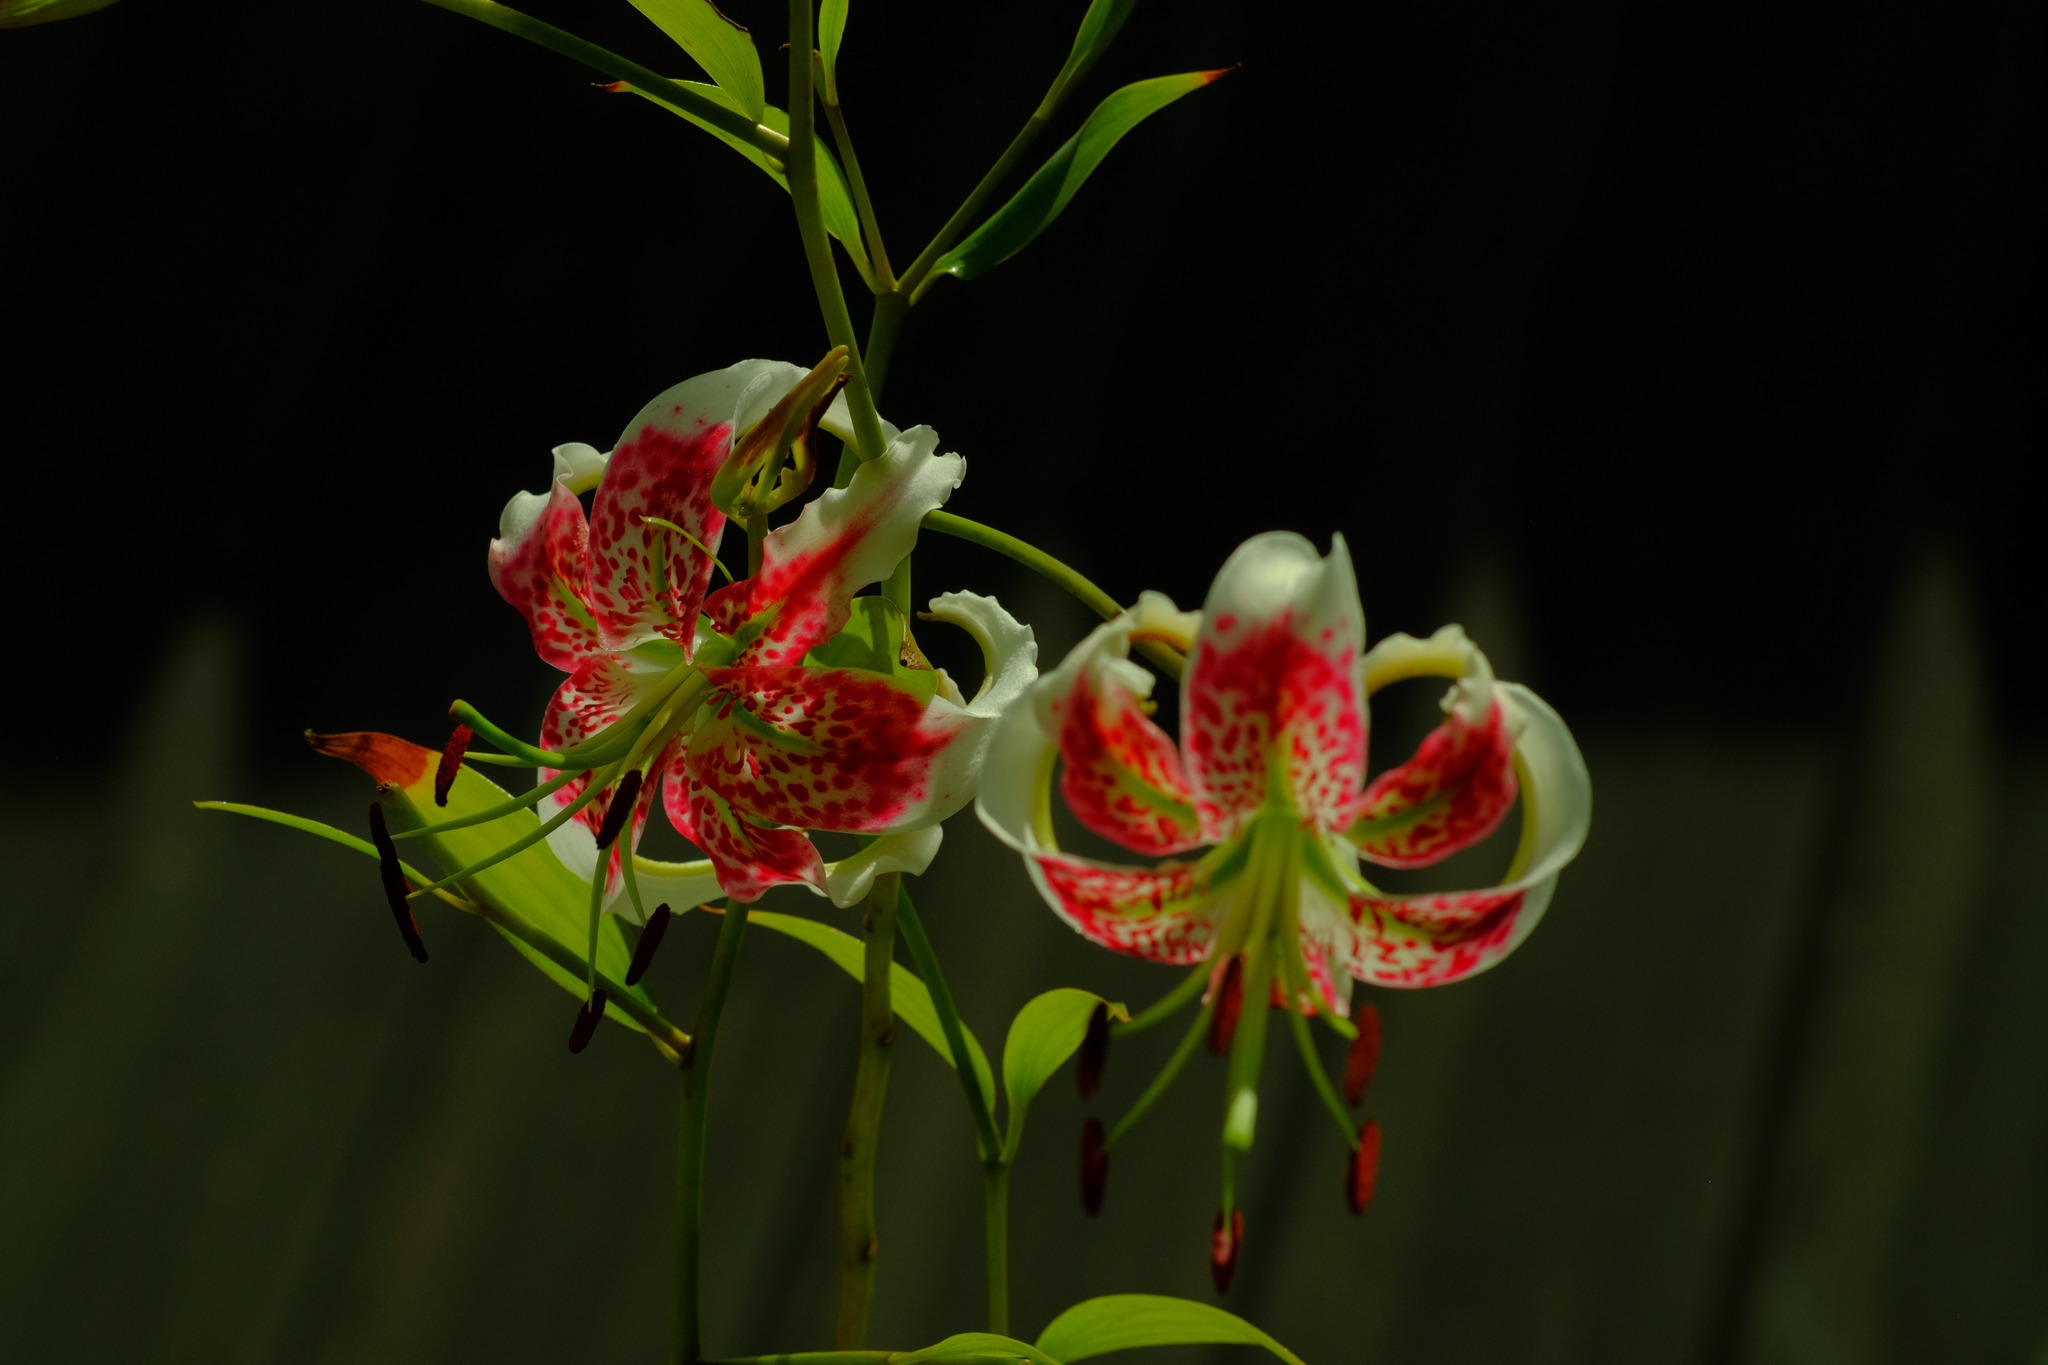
[819,0,850,101]
[628,0,765,121]
[907,1333,1065,1365]
[749,909,995,1106]
[1035,1296,1305,1364]
[1044,0,1139,109]
[930,69,1229,285]
[616,79,877,290]
[1,0,115,23]
[1000,989,1127,1158]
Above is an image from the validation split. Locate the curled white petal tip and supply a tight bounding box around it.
[550,441,608,494]
[821,826,944,908]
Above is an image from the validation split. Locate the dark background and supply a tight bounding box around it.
[1,1,2041,1361]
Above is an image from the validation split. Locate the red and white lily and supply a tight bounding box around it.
[487,357,1036,912]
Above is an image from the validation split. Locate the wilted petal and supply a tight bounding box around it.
[703,426,964,665]
[1182,533,1367,840]
[1332,682,1591,987]
[1346,626,1518,868]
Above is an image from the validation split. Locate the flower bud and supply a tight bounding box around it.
[1077,1003,1111,1099]
[1210,1207,1245,1293]
[1347,1119,1382,1214]
[568,989,608,1054]
[1344,1002,1382,1104]
[710,347,848,519]
[1207,954,1245,1054]
[624,903,673,987]
[1080,1117,1108,1215]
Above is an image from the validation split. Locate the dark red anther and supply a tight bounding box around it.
[568,989,608,1053]
[1210,1207,1245,1293]
[1077,1002,1111,1100]
[593,770,644,849]
[367,802,428,964]
[1080,1117,1108,1215]
[434,724,474,807]
[1207,955,1245,1054]
[624,903,672,987]
[1347,1119,1382,1214]
[1344,1002,1382,1105]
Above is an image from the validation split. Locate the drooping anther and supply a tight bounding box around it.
[1344,1002,1382,1105]
[568,989,608,1054]
[366,802,428,964]
[1210,1207,1245,1293]
[1077,1003,1111,1100]
[1080,1117,1108,1215]
[1347,1118,1382,1214]
[624,903,673,987]
[1207,954,1245,1054]
[593,770,645,849]
[434,724,474,807]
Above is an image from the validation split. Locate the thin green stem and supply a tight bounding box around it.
[1286,1006,1363,1150]
[864,291,910,398]
[786,0,888,463]
[920,510,1187,680]
[419,0,787,164]
[447,701,571,767]
[894,890,1001,1161]
[817,58,894,289]
[388,766,580,841]
[833,873,901,1349]
[981,1163,1010,1337]
[468,887,690,1058]
[1105,998,1213,1149]
[1117,961,1210,1035]
[674,901,751,1365]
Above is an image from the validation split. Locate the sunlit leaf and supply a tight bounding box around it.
[628,0,764,121]
[1048,0,1138,102]
[908,1333,1064,1365]
[819,0,850,98]
[1000,989,1126,1157]
[1035,1296,1305,1364]
[933,70,1228,283]
[749,909,995,1107]
[616,79,877,290]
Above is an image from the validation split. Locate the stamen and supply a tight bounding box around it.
[1208,954,1245,1054]
[434,724,474,806]
[1347,1119,1382,1214]
[1077,1003,1111,1100]
[1210,1208,1245,1293]
[1344,1003,1382,1105]
[568,989,608,1053]
[593,770,645,849]
[367,803,428,964]
[624,902,673,987]
[641,515,735,584]
[1079,1117,1108,1215]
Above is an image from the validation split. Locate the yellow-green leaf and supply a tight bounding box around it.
[628,0,764,121]
[1036,1296,1305,1364]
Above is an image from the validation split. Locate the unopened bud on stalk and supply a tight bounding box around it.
[1347,1119,1382,1214]
[1077,1003,1111,1099]
[434,724,473,807]
[1344,1002,1382,1104]
[1208,954,1245,1053]
[710,347,848,519]
[1210,1207,1245,1293]
[1080,1117,1108,1215]
[568,989,608,1054]
[624,903,673,987]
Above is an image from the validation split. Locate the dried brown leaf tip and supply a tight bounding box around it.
[1207,954,1245,1054]
[1210,1207,1245,1293]
[434,723,474,807]
[624,903,673,987]
[1344,1002,1382,1105]
[367,802,428,964]
[1077,1002,1111,1100]
[568,989,608,1054]
[1079,1117,1108,1216]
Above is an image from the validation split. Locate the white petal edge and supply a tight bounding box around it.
[1358,623,1498,727]
[820,826,944,908]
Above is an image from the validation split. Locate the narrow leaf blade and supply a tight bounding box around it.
[1035,1296,1305,1365]
[750,910,995,1106]
[935,70,1227,283]
[909,1333,1065,1365]
[1000,989,1126,1156]
[628,0,765,121]
[820,0,850,94]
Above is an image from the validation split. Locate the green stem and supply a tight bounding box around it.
[894,890,1001,1161]
[817,58,894,289]
[920,510,1186,679]
[419,0,787,164]
[1285,1006,1363,1150]
[674,902,751,1365]
[1105,998,1213,1149]
[833,873,901,1348]
[982,1163,1011,1337]
[1116,961,1210,1035]
[786,0,888,463]
[864,291,910,398]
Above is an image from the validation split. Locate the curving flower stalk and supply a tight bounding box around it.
[976,530,1589,1278]
[448,357,1035,917]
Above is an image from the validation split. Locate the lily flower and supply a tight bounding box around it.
[976,530,1588,1276]
[474,356,1036,913]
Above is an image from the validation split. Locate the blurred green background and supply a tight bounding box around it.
[2,1,2041,1361]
